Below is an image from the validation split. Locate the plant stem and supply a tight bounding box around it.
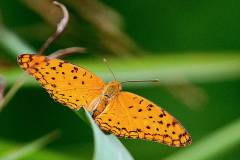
[0,26,36,111]
[0,130,59,160]
[0,74,26,111]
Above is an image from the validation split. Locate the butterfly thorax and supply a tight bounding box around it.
[102,80,122,98]
[91,81,121,118]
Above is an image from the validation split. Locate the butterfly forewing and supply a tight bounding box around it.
[95,91,192,147]
[17,54,105,110]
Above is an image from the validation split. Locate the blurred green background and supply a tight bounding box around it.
[0,0,240,160]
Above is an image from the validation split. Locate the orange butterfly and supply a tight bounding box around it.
[17,54,192,147]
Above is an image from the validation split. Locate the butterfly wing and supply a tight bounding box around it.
[95,91,191,147]
[17,54,105,110]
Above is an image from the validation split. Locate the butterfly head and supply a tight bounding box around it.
[103,80,122,98]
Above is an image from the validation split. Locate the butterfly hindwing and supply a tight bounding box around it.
[95,91,191,147]
[17,54,105,110]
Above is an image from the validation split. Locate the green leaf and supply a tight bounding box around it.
[0,130,59,160]
[0,26,35,57]
[75,109,134,160]
[166,118,240,160]
[2,53,240,87]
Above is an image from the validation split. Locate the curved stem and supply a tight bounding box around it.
[38,1,69,54]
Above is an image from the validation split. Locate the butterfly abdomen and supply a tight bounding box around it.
[91,81,122,118]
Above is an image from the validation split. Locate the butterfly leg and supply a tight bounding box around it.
[90,95,111,118]
[88,96,103,116]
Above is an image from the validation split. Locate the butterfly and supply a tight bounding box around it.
[17,54,192,147]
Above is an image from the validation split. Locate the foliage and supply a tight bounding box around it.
[0,0,240,160]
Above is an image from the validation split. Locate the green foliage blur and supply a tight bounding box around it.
[0,0,240,160]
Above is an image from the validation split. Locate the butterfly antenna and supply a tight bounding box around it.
[121,79,160,84]
[103,58,117,81]
[38,1,69,55]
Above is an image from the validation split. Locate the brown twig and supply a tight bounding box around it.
[38,1,69,54]
[47,47,86,59]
